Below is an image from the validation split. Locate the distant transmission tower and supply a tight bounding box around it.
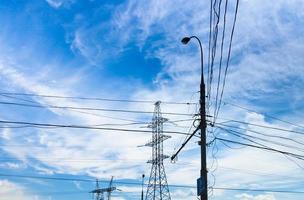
[144,101,171,200]
[90,177,118,200]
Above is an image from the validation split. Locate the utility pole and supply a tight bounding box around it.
[171,36,207,200]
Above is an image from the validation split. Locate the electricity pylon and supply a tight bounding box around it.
[90,177,118,200]
[144,101,171,200]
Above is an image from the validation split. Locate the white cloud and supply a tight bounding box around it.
[0,128,11,140]
[0,61,152,180]
[0,179,40,200]
[46,0,62,8]
[70,28,105,65]
[170,188,196,200]
[73,181,83,190]
[45,0,74,9]
[110,0,304,109]
[0,162,25,170]
[236,193,276,200]
[108,0,304,199]
[0,0,304,199]
[69,23,128,65]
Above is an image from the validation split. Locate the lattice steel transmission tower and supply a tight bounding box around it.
[90,177,117,200]
[144,101,171,200]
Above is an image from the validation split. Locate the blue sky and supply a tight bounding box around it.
[0,0,304,200]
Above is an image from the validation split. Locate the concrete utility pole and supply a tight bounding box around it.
[171,36,208,200]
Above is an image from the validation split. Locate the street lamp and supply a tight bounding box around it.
[181,36,207,200]
[181,36,204,77]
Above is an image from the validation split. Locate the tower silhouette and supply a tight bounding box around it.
[90,177,117,200]
[145,101,171,200]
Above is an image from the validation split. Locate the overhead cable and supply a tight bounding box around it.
[0,101,194,116]
[215,0,240,119]
[0,119,195,137]
[215,137,304,161]
[0,92,196,105]
[213,120,304,135]
[1,173,303,195]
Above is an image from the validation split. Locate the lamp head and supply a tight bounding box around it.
[181,37,191,44]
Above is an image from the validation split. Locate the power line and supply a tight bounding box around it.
[214,125,304,170]
[5,91,303,131]
[218,166,302,180]
[0,144,137,149]
[0,173,92,182]
[206,0,213,104]
[222,101,304,129]
[0,120,192,130]
[216,126,304,154]
[207,0,222,108]
[0,92,196,105]
[0,158,178,164]
[215,137,304,161]
[7,188,304,197]
[211,118,304,135]
[218,136,304,171]
[1,191,89,197]
[0,94,150,123]
[5,91,303,132]
[213,0,229,125]
[201,96,304,131]
[0,101,194,116]
[0,152,301,179]
[215,0,240,119]
[0,119,195,137]
[214,123,304,147]
[2,172,304,196]
[0,157,149,162]
[212,187,304,194]
[220,130,304,170]
[0,119,194,129]
[1,173,304,194]
[0,173,195,188]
